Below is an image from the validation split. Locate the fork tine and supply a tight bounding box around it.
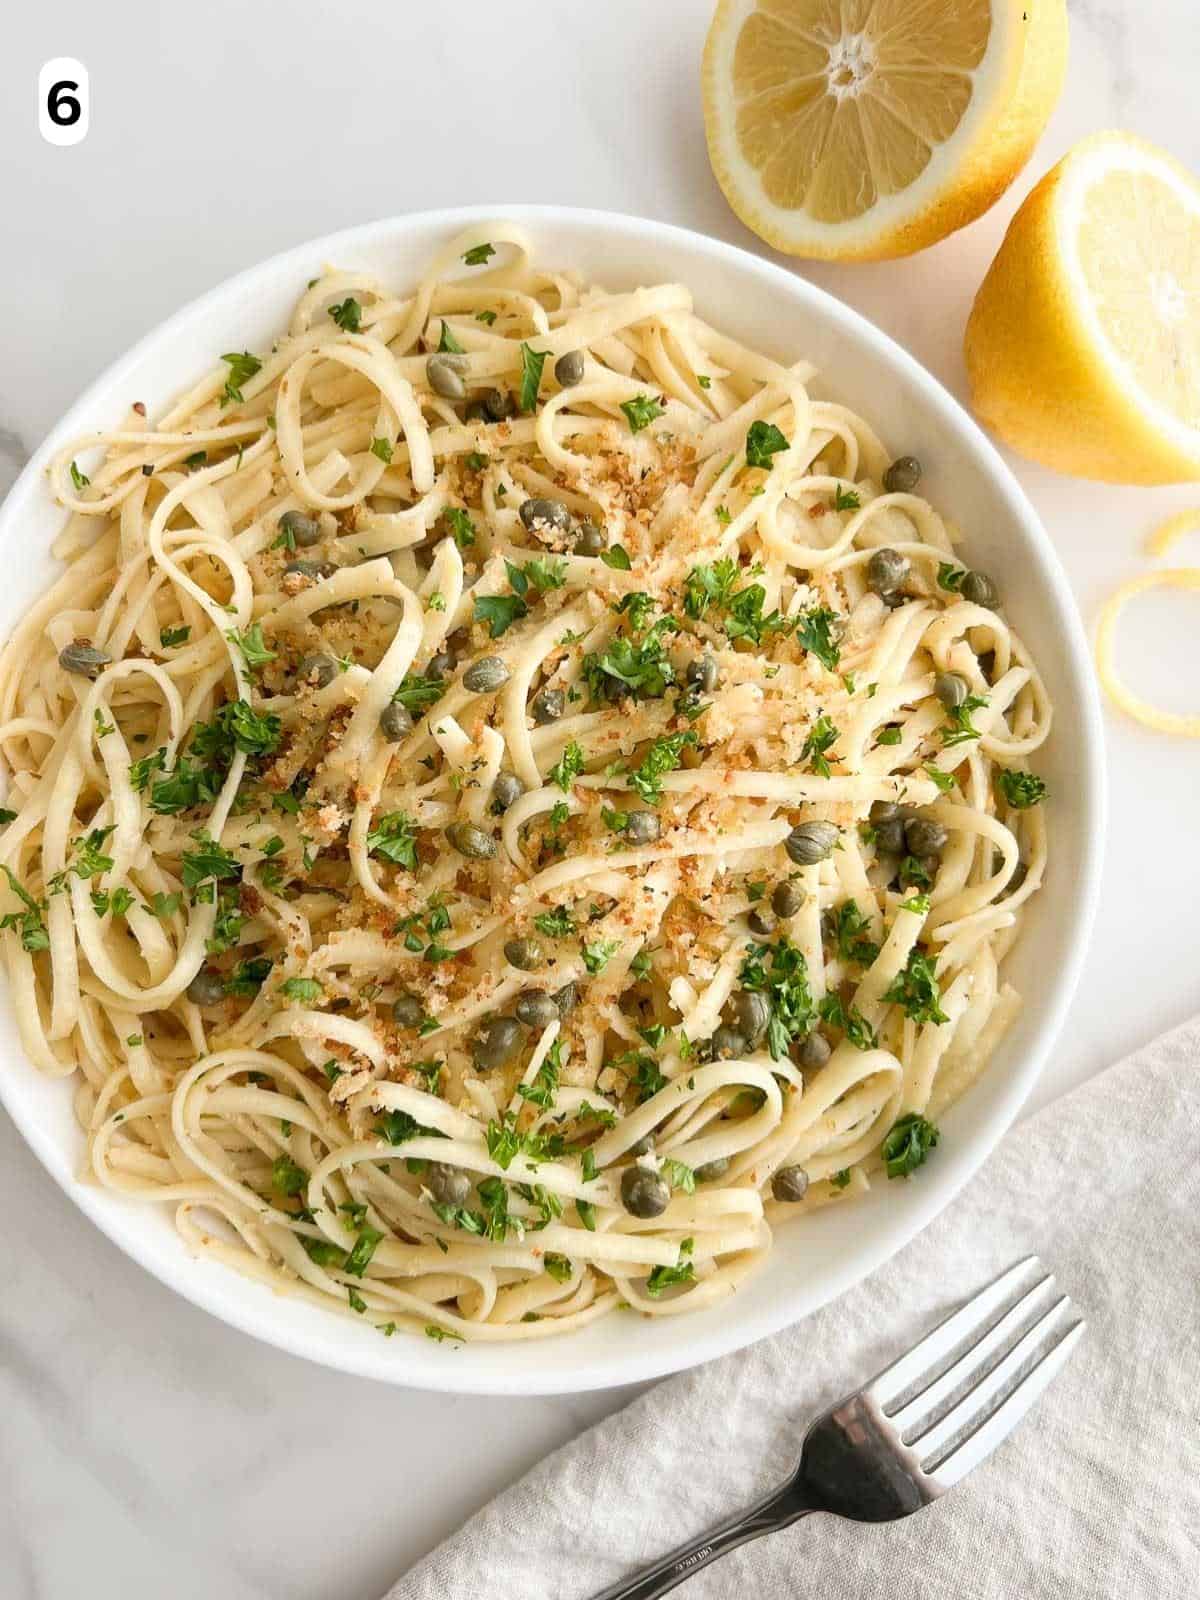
[867,1256,1041,1409]
[909,1292,1072,1458]
[926,1318,1086,1487]
[886,1270,1059,1438]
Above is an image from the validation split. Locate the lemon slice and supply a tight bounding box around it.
[702,0,1067,261]
[966,132,1200,483]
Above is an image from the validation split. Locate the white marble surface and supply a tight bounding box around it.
[0,3,1197,1596]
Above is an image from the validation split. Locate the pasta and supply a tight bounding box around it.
[0,225,1051,1344]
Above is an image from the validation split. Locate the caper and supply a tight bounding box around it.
[380,700,414,742]
[869,800,902,824]
[427,1162,472,1207]
[463,655,510,694]
[772,880,805,919]
[866,547,910,597]
[686,654,719,693]
[961,569,999,608]
[519,497,572,536]
[695,1157,731,1183]
[426,650,455,681]
[874,818,906,856]
[573,521,605,556]
[58,640,112,679]
[446,821,497,860]
[747,905,777,937]
[710,1024,748,1060]
[905,816,948,857]
[391,990,425,1028]
[504,937,542,971]
[483,387,514,421]
[186,966,226,1006]
[279,509,321,547]
[934,671,968,710]
[792,1030,832,1071]
[426,353,469,401]
[531,687,564,725]
[473,1015,524,1072]
[625,811,661,846]
[554,981,578,1015]
[298,652,337,688]
[554,349,586,387]
[771,1164,810,1203]
[515,990,560,1029]
[629,1135,655,1157]
[730,990,770,1043]
[284,559,336,580]
[785,820,839,866]
[491,772,525,814]
[621,1166,670,1219]
[882,455,922,495]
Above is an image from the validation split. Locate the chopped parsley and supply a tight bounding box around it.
[437,319,465,354]
[0,868,48,953]
[226,621,276,673]
[818,993,878,1051]
[69,460,90,492]
[620,394,665,433]
[443,506,477,549]
[370,437,394,463]
[795,605,842,672]
[548,742,585,793]
[881,1113,939,1178]
[518,342,549,412]
[599,545,632,571]
[582,938,619,976]
[942,694,989,747]
[328,297,362,333]
[219,350,262,407]
[883,949,948,1025]
[745,420,788,469]
[159,625,190,649]
[629,730,697,804]
[646,1237,695,1298]
[801,713,840,776]
[583,621,676,703]
[365,812,419,870]
[832,900,880,967]
[739,937,815,1059]
[833,483,861,511]
[937,563,967,593]
[830,1169,852,1190]
[924,764,958,795]
[997,769,1047,808]
[543,1253,573,1283]
[533,905,574,938]
[271,1156,307,1197]
[463,242,496,266]
[507,556,567,596]
[279,976,323,1003]
[474,591,527,638]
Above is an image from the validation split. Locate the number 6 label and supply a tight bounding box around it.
[39,59,89,146]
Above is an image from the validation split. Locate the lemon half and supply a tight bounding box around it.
[966,131,1200,483]
[702,0,1067,260]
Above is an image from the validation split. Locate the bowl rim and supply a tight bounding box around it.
[0,203,1106,1394]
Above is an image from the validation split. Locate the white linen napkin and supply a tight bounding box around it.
[387,1015,1200,1599]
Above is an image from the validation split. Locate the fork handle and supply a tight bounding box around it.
[591,1484,810,1599]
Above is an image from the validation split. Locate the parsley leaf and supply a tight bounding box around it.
[833,483,860,511]
[0,867,49,953]
[533,905,574,938]
[739,937,815,1059]
[745,420,788,469]
[474,592,527,639]
[629,731,697,804]
[883,949,948,1025]
[997,769,1047,808]
[159,625,190,649]
[226,621,276,673]
[219,350,262,407]
[796,606,842,672]
[370,437,393,463]
[366,812,418,870]
[942,694,989,747]
[937,562,967,593]
[328,297,362,333]
[463,242,496,266]
[279,976,323,1003]
[599,544,632,571]
[271,1156,307,1197]
[646,1237,695,1298]
[924,764,958,795]
[437,319,464,354]
[682,558,738,620]
[800,713,840,776]
[180,834,241,892]
[620,394,665,433]
[881,1112,939,1178]
[817,993,878,1051]
[582,938,619,976]
[69,460,90,491]
[443,506,476,549]
[518,343,549,413]
[832,900,880,967]
[548,741,585,793]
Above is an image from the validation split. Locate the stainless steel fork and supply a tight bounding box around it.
[594,1256,1084,1599]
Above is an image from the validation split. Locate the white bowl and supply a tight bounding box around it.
[0,206,1104,1395]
